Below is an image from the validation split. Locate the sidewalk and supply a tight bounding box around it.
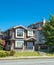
[0,56,54,60]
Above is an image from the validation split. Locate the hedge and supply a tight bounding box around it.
[0,50,15,57]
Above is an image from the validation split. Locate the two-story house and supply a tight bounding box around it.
[28,18,48,51]
[4,25,36,51]
[4,18,48,51]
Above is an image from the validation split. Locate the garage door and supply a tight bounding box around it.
[27,42,33,49]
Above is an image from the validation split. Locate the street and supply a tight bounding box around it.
[0,59,54,65]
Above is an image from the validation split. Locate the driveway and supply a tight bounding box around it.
[0,59,54,65]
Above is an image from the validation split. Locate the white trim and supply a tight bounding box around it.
[28,30,33,36]
[16,28,24,38]
[15,40,24,48]
[43,17,46,25]
[26,37,36,41]
[14,25,27,29]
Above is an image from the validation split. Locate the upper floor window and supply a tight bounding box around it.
[16,28,24,38]
[39,23,42,27]
[0,35,3,39]
[28,30,33,36]
[10,31,12,37]
[34,24,42,28]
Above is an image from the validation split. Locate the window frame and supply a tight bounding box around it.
[16,28,24,38]
[28,30,33,36]
[15,40,24,48]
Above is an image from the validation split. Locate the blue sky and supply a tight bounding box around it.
[0,0,54,31]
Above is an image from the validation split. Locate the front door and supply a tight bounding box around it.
[27,42,33,49]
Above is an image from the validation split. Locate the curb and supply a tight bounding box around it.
[0,56,54,60]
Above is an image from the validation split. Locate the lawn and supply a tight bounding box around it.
[14,51,40,57]
[0,50,54,57]
[14,51,54,57]
[45,52,54,56]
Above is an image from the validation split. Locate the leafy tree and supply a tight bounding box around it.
[0,39,5,50]
[42,15,54,47]
[0,39,3,50]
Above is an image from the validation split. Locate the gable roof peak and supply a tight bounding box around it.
[13,25,27,29]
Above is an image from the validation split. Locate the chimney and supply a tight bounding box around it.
[42,17,46,25]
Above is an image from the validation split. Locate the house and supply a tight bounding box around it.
[4,18,48,51]
[4,25,36,51]
[28,18,48,51]
[0,30,3,39]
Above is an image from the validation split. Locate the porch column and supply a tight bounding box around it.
[23,45,24,51]
[33,46,35,51]
[11,40,14,50]
[33,42,35,51]
[38,46,40,51]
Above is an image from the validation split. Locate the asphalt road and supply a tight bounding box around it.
[0,59,54,65]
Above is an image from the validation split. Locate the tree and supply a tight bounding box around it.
[42,15,54,47]
[0,39,5,50]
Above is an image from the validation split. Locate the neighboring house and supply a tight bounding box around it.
[0,32,3,39]
[4,25,36,51]
[28,18,48,51]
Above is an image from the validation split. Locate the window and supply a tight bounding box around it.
[10,31,12,37]
[28,30,33,36]
[15,41,24,48]
[0,35,3,39]
[39,23,42,27]
[16,28,24,38]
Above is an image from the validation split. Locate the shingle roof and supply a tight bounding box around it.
[28,22,43,28]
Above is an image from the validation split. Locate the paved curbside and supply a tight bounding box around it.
[0,56,54,60]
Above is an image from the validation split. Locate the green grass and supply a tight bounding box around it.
[45,52,54,56]
[14,51,40,57]
[14,51,54,57]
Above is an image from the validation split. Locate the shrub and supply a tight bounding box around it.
[0,50,15,57]
[5,51,10,56]
[0,51,6,57]
[0,51,10,57]
[0,51,7,57]
[50,48,54,52]
[0,45,4,50]
[10,50,15,56]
